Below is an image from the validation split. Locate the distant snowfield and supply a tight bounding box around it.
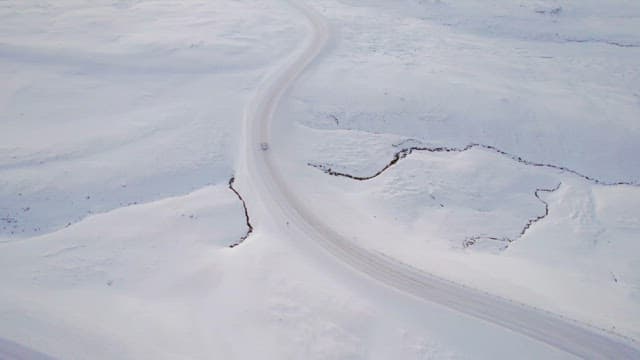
[1,0,639,358]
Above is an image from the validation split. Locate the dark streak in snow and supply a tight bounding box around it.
[463,182,562,250]
[228,177,253,248]
[309,143,640,186]
[564,38,639,48]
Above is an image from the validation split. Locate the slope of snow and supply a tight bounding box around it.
[0,0,306,238]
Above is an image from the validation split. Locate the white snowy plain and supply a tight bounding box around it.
[1,0,639,358]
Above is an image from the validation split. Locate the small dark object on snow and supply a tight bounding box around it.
[260,142,269,151]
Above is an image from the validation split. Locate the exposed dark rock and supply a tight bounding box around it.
[228,177,254,248]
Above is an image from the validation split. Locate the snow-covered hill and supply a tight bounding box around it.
[1,0,639,358]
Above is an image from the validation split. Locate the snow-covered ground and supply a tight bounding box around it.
[0,0,305,238]
[276,0,640,340]
[1,184,577,359]
[1,0,639,358]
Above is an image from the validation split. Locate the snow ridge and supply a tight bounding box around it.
[309,143,640,186]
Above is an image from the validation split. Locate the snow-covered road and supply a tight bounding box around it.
[239,1,640,358]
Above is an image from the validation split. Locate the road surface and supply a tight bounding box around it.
[239,0,640,358]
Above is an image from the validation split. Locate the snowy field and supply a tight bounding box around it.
[0,0,305,238]
[1,0,639,358]
[276,0,640,341]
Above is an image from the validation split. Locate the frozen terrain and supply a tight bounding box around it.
[0,0,305,238]
[276,0,640,341]
[1,0,640,358]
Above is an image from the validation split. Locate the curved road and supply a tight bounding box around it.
[240,0,640,358]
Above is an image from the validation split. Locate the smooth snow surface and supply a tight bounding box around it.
[1,0,639,358]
